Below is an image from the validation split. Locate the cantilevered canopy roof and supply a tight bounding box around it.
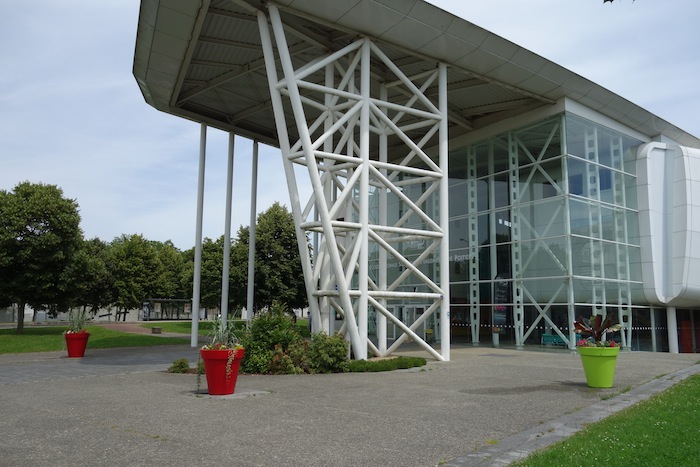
[134,0,699,148]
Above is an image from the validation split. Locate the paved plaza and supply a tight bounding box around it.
[0,341,698,466]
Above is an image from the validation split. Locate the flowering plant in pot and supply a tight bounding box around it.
[64,309,90,358]
[573,314,622,388]
[198,315,245,395]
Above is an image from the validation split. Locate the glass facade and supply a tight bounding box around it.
[447,113,645,348]
[365,111,692,351]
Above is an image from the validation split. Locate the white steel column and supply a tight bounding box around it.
[322,63,334,336]
[561,119,577,349]
[508,133,524,348]
[354,41,371,358]
[438,63,450,359]
[220,133,235,326]
[245,141,259,323]
[467,146,480,345]
[378,84,388,353]
[191,122,207,347]
[667,306,679,353]
[650,307,658,352]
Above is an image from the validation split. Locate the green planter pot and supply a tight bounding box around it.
[577,346,620,388]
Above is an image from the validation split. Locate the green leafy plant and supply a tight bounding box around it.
[238,302,303,374]
[65,309,88,334]
[348,356,427,372]
[308,332,349,374]
[269,344,304,375]
[574,314,621,347]
[201,314,241,351]
[168,358,191,374]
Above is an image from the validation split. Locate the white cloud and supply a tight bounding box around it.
[427,0,700,135]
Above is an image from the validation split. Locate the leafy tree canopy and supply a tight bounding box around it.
[107,234,164,318]
[0,182,82,333]
[230,203,308,312]
[62,237,113,313]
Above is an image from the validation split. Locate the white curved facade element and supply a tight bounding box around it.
[638,142,700,306]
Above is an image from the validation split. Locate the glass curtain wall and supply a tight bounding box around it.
[448,113,644,347]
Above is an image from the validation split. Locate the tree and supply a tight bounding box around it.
[107,234,163,320]
[151,240,186,299]
[0,182,82,334]
[62,238,114,315]
[181,237,225,316]
[231,203,308,312]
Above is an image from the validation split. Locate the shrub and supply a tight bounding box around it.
[269,344,304,375]
[308,332,349,374]
[239,302,304,374]
[168,358,191,374]
[348,356,427,372]
[286,339,310,373]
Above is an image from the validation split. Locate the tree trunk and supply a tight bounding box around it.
[15,302,25,335]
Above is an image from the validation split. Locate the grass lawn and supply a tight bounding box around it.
[514,374,700,466]
[140,318,311,338]
[0,325,189,354]
[140,321,217,334]
[1,318,311,354]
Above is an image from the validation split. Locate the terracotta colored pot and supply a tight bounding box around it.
[65,332,90,358]
[577,346,620,388]
[199,348,245,395]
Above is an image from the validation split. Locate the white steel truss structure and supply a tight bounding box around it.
[257,5,450,361]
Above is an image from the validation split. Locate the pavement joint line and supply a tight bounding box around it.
[442,363,700,466]
[191,388,273,399]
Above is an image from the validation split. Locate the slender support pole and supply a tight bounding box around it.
[246,141,259,323]
[650,307,657,352]
[191,123,207,347]
[438,63,450,360]
[667,306,679,353]
[357,39,371,360]
[378,84,388,354]
[323,62,334,335]
[561,117,577,350]
[220,133,235,327]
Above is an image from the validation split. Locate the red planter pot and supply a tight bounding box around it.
[65,332,90,358]
[200,348,245,395]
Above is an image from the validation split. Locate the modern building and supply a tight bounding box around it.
[133,0,700,359]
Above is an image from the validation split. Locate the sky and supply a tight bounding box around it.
[1,0,699,251]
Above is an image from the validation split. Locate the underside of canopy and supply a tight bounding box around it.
[134,0,700,153]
